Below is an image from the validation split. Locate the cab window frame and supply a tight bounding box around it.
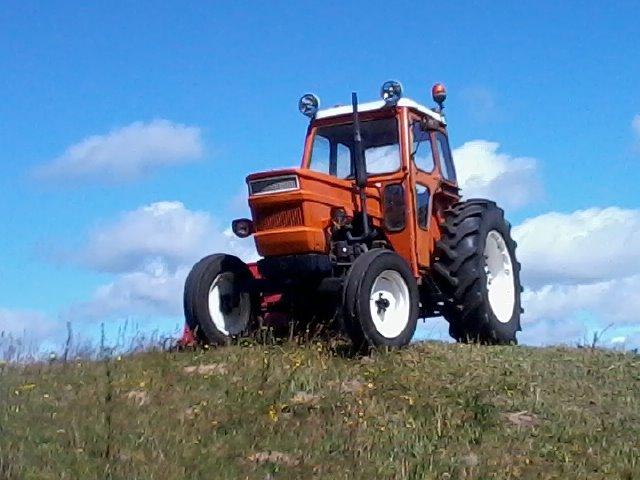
[306,113,403,179]
[409,121,436,175]
[415,183,431,231]
[435,131,457,183]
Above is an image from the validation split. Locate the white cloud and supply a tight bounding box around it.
[0,308,65,360]
[517,316,590,347]
[522,275,640,327]
[67,201,257,321]
[0,308,54,338]
[34,119,203,183]
[513,207,640,286]
[453,140,541,210]
[66,263,188,321]
[78,201,221,273]
[514,206,640,348]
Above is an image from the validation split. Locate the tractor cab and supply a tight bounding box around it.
[238,82,460,278]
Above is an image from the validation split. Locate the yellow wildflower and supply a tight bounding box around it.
[268,404,279,422]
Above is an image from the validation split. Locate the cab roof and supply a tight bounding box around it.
[315,97,446,125]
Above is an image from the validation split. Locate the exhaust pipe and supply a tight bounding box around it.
[348,92,371,242]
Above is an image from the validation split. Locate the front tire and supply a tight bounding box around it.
[433,199,522,344]
[343,249,419,348]
[183,254,256,345]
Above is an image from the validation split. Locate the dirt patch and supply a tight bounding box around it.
[290,391,322,406]
[504,411,539,427]
[328,379,366,395]
[124,389,149,406]
[459,452,479,467]
[248,451,300,467]
[181,406,199,420]
[183,363,228,375]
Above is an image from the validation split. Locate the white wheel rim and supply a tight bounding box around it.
[207,273,250,336]
[483,230,516,323]
[369,269,411,338]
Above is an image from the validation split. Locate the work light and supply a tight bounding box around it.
[298,93,320,118]
[380,80,403,105]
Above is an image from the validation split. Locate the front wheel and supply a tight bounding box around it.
[432,199,523,344]
[343,249,419,349]
[183,254,256,345]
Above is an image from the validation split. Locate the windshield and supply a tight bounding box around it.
[308,117,400,178]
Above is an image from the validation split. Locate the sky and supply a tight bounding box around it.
[1,1,639,355]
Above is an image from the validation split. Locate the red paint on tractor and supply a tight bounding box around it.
[177,323,196,348]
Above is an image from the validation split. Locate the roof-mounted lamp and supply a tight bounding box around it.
[432,83,447,112]
[381,80,403,105]
[298,93,320,118]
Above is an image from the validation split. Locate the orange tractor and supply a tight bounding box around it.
[183,81,522,348]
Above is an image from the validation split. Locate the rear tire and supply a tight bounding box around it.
[343,249,419,348]
[432,199,522,344]
[183,254,256,345]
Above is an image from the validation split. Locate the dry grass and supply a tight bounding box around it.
[1,341,639,479]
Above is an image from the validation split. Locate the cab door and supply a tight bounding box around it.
[431,128,461,233]
[409,117,441,268]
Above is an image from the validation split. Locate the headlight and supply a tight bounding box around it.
[381,80,403,105]
[298,93,320,118]
[249,175,299,195]
[232,218,254,238]
[331,207,350,227]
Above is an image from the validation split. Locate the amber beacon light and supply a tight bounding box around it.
[431,83,447,111]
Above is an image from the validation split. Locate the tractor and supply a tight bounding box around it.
[182,81,522,349]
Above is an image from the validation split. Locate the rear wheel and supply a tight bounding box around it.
[432,199,522,344]
[343,249,419,348]
[184,254,256,345]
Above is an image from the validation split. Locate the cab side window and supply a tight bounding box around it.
[336,143,351,178]
[415,184,430,229]
[411,123,435,173]
[436,132,456,182]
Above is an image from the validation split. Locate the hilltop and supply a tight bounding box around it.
[1,341,638,479]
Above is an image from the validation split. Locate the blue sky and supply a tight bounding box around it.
[1,1,639,353]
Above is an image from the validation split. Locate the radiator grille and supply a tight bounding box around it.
[255,205,303,231]
[249,175,299,195]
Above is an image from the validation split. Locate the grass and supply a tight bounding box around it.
[1,340,639,479]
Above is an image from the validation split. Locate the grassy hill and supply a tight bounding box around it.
[1,341,639,479]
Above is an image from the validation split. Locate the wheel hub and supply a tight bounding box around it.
[368,269,411,338]
[375,293,390,314]
[219,290,242,315]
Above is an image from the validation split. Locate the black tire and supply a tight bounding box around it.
[183,254,256,345]
[432,199,523,344]
[343,249,419,348]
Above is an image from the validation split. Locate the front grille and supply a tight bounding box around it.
[255,205,303,231]
[249,175,299,195]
